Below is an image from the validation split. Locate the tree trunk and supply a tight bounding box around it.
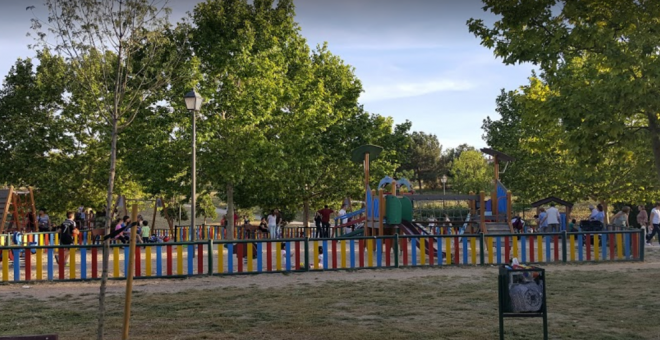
[98,117,118,340]
[227,182,234,241]
[601,200,609,225]
[303,198,310,228]
[647,112,660,184]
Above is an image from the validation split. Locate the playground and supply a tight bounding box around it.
[2,247,659,339]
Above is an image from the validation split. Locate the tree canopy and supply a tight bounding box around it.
[468,0,660,184]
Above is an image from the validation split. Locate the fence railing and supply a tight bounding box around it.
[0,229,644,283]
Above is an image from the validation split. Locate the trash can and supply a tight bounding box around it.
[498,265,547,339]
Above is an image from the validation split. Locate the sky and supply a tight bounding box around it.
[0,0,535,149]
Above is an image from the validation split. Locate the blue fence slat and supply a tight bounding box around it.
[81,248,87,279]
[156,246,162,276]
[187,245,194,275]
[376,238,382,267]
[257,243,263,272]
[322,240,328,269]
[47,248,53,280]
[545,236,551,262]
[412,238,417,266]
[227,244,234,273]
[437,237,442,266]
[13,249,20,281]
[578,234,583,261]
[124,247,129,275]
[462,237,468,265]
[601,233,607,259]
[624,234,631,259]
[285,242,291,271]
[496,237,502,264]
[350,240,355,268]
[521,236,527,263]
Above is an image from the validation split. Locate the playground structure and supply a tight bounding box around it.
[350,145,517,239]
[0,186,37,234]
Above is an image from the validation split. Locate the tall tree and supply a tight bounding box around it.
[450,150,493,194]
[468,0,660,183]
[31,1,181,338]
[483,83,660,209]
[399,131,443,191]
[191,0,298,239]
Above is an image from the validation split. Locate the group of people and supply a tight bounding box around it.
[112,215,157,244]
[313,205,349,238]
[636,203,660,246]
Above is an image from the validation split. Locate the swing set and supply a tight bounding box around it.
[0,186,37,234]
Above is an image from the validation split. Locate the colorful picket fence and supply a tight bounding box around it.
[0,230,645,283]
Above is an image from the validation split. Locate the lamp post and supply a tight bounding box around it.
[441,175,448,210]
[184,90,203,241]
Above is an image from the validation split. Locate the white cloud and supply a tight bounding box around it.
[360,79,474,103]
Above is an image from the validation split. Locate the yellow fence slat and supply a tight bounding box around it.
[145,246,152,277]
[341,240,347,269]
[445,238,451,265]
[113,247,120,278]
[177,245,183,275]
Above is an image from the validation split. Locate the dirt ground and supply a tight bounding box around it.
[1,247,659,339]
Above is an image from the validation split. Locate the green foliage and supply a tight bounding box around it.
[468,0,660,184]
[483,85,660,205]
[160,202,189,222]
[398,131,443,190]
[196,192,217,223]
[450,150,493,194]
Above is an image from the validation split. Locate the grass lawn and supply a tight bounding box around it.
[1,248,660,339]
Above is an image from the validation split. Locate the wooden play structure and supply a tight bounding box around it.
[350,145,517,236]
[0,186,37,233]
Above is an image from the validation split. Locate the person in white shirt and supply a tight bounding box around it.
[543,203,561,232]
[647,202,660,246]
[317,246,324,269]
[588,204,599,220]
[338,206,348,234]
[267,210,278,239]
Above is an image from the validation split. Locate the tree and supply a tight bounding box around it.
[196,192,217,225]
[450,150,492,194]
[31,1,181,338]
[191,0,300,239]
[442,144,476,168]
[483,83,660,211]
[468,0,660,184]
[399,131,443,191]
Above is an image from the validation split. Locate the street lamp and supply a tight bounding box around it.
[441,174,448,211]
[184,90,203,240]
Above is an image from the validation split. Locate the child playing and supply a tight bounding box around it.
[140,221,150,243]
[317,246,324,269]
[568,219,578,232]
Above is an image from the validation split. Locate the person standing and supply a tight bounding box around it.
[141,221,151,243]
[538,207,548,233]
[544,203,561,232]
[637,205,649,229]
[338,205,348,235]
[267,210,278,239]
[647,202,660,246]
[611,206,631,229]
[56,211,75,266]
[37,209,50,232]
[317,205,334,238]
[593,204,605,226]
[314,212,323,238]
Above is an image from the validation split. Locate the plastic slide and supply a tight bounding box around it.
[400,220,444,258]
